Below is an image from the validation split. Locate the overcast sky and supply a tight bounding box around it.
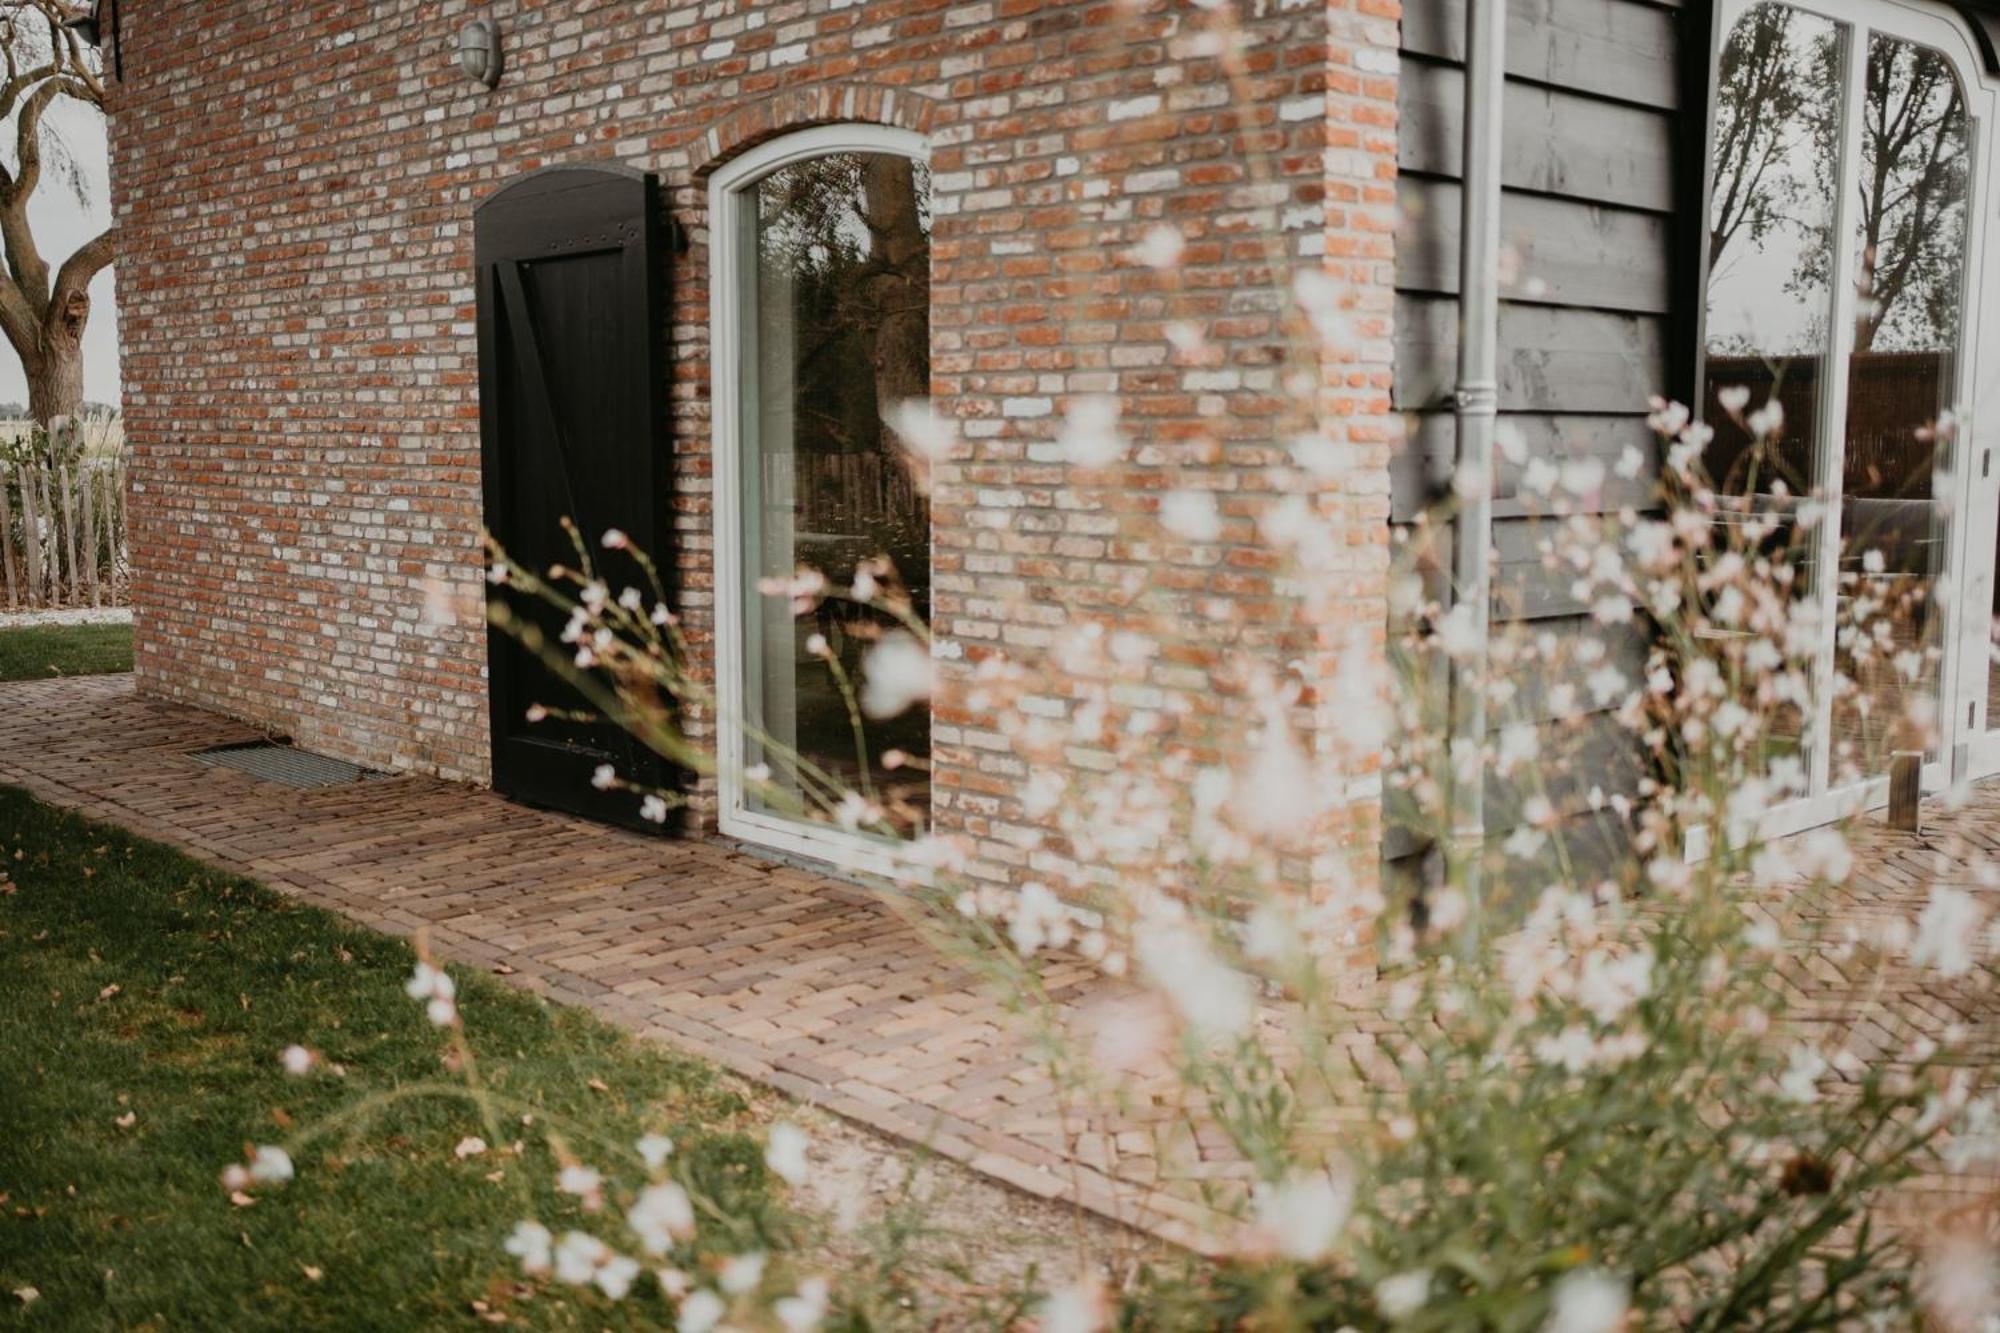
[2,95,119,409]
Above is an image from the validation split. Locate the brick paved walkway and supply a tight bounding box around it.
[1,674,1992,1242]
[0,674,1229,1246]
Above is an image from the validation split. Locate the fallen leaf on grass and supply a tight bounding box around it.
[228,1191,256,1208]
[97,983,120,1001]
[301,1265,323,1282]
[455,1136,488,1159]
[586,1077,610,1094]
[114,1112,136,1129]
[12,1287,37,1305]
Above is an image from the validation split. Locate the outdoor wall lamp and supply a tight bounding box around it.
[458,18,503,90]
[64,2,121,80]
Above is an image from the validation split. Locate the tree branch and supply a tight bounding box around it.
[48,223,110,324]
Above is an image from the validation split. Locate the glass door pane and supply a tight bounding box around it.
[1826,32,1971,784]
[1704,1,1851,793]
[738,152,933,836]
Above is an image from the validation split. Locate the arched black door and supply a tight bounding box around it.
[475,164,674,830]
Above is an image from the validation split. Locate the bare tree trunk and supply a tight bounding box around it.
[860,155,930,412]
[26,280,86,422]
[25,340,79,422]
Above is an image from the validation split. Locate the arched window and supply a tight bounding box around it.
[1702,0,1999,836]
[708,126,933,871]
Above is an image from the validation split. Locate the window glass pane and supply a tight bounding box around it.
[739,152,933,836]
[1703,2,1849,786]
[1829,33,1969,779]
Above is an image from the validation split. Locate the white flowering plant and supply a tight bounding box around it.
[440,379,2000,1332]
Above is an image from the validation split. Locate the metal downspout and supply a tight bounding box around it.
[1450,0,1507,922]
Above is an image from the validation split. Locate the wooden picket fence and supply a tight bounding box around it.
[0,457,129,609]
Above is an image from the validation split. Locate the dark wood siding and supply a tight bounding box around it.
[1390,0,1707,881]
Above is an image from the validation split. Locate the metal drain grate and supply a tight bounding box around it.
[190,742,388,789]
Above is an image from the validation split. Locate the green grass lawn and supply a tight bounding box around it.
[0,623,133,682]
[0,785,794,1330]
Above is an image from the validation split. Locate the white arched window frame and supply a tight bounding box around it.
[706,123,932,877]
[1698,0,2000,851]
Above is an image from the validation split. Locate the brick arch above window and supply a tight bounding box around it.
[694,84,940,179]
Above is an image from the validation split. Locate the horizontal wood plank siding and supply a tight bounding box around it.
[1390,0,1691,882]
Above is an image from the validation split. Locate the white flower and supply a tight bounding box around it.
[601,528,629,550]
[881,399,956,461]
[1133,223,1185,269]
[1780,1044,1828,1104]
[719,1251,766,1296]
[1498,723,1539,771]
[1716,385,1751,414]
[1800,824,1856,876]
[596,1251,642,1301]
[833,791,876,832]
[1545,1269,1629,1333]
[1436,603,1482,659]
[1746,398,1785,439]
[1008,881,1072,956]
[1942,1096,2000,1171]
[1058,395,1126,468]
[553,1230,608,1285]
[636,1133,675,1171]
[1918,1234,1996,1330]
[1647,398,1691,435]
[776,1276,832,1332]
[860,632,933,719]
[678,1289,727,1333]
[505,1219,553,1274]
[627,1181,696,1256]
[1160,489,1222,542]
[1910,885,1985,978]
[592,764,617,791]
[249,1145,294,1184]
[279,1044,315,1076]
[1251,1168,1353,1260]
[765,1123,809,1186]
[1577,947,1653,1026]
[1376,1270,1431,1319]
[1134,916,1253,1042]
[1292,267,1352,347]
[404,962,455,1003]
[558,1163,603,1205]
[1037,1278,1107,1333]
[1230,711,1321,844]
[640,795,670,823]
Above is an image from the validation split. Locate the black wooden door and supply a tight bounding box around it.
[476,164,673,831]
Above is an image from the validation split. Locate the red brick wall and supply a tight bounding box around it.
[108,0,1396,891]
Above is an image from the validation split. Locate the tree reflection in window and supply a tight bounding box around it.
[741,151,933,835]
[1703,3,1974,786]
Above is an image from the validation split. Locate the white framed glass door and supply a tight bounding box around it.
[707,124,935,876]
[1704,0,2000,840]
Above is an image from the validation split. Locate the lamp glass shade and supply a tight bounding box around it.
[458,20,500,87]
